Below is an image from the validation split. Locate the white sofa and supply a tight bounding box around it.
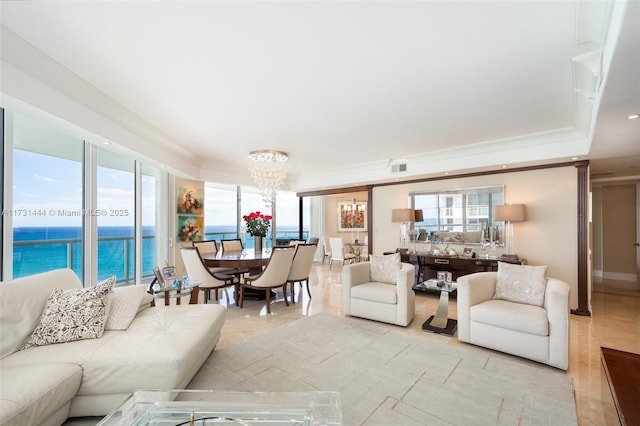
[342,261,415,327]
[0,269,226,425]
[456,271,570,370]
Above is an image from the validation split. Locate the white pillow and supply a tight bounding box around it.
[105,284,149,330]
[494,262,547,307]
[21,276,115,350]
[369,253,401,284]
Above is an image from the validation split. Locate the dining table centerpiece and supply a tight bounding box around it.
[243,211,272,253]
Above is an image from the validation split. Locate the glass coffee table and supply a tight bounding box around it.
[415,279,458,336]
[98,389,342,425]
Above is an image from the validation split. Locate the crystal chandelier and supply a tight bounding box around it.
[248,150,289,206]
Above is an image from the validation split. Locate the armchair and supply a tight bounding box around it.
[342,260,415,327]
[457,270,570,370]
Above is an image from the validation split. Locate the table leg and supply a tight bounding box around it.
[422,289,457,335]
[431,290,450,328]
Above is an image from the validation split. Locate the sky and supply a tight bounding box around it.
[11,149,302,229]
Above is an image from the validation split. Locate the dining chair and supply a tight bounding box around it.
[322,236,332,264]
[221,239,244,251]
[179,246,238,305]
[239,246,296,314]
[329,237,356,271]
[286,243,317,303]
[192,240,237,276]
[219,238,250,278]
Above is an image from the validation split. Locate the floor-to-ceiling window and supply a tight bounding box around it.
[11,113,84,280]
[2,109,169,284]
[204,183,239,243]
[96,148,135,283]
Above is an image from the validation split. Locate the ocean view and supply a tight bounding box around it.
[13,225,305,282]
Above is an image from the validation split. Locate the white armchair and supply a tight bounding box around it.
[457,271,570,370]
[342,261,415,327]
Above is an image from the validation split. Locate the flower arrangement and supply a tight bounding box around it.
[243,211,272,237]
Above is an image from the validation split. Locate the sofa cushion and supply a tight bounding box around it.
[494,262,547,307]
[369,253,401,284]
[21,276,115,350]
[471,299,549,336]
[0,362,82,426]
[351,282,398,304]
[106,284,149,330]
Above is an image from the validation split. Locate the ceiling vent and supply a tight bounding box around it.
[388,158,408,173]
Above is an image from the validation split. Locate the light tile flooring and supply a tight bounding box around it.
[67,263,639,425]
[217,263,640,426]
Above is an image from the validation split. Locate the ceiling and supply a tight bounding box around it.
[0,1,638,191]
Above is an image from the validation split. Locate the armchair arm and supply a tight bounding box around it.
[456,272,498,342]
[342,262,371,315]
[545,277,570,370]
[395,263,416,326]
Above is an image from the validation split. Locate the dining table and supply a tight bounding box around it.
[200,249,271,272]
[200,249,272,300]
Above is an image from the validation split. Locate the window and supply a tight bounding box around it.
[11,113,84,280]
[204,183,239,242]
[97,149,135,283]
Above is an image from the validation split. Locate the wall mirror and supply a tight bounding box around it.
[410,185,505,246]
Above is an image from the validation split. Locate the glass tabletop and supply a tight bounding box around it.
[98,390,342,426]
[415,279,457,292]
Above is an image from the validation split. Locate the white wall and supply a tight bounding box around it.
[371,166,579,310]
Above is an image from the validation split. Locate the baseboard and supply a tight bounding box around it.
[602,271,638,282]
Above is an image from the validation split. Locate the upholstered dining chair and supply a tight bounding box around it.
[239,246,296,314]
[179,246,238,305]
[219,238,250,278]
[220,239,244,251]
[286,243,317,303]
[192,240,237,276]
[329,237,356,271]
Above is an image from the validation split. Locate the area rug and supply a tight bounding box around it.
[188,314,577,425]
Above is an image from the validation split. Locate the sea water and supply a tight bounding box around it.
[12,226,303,282]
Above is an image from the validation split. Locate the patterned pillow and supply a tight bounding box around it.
[105,284,148,330]
[369,253,401,284]
[21,276,115,350]
[494,262,547,307]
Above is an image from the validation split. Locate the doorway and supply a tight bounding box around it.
[592,182,640,296]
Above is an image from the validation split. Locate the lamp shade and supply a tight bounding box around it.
[391,208,415,223]
[494,204,526,222]
[414,209,424,222]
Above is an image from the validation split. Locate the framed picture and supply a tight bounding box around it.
[462,247,474,258]
[177,187,204,214]
[337,201,366,232]
[153,266,165,285]
[162,266,178,283]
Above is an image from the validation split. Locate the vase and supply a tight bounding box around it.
[254,236,263,254]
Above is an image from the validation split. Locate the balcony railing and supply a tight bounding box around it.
[12,230,308,284]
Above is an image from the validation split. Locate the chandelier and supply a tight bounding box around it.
[248,150,289,206]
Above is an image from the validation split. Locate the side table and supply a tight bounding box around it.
[149,285,199,307]
[416,279,458,336]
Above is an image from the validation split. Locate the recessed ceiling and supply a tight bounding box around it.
[1,1,638,190]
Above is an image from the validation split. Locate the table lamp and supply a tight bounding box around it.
[391,208,415,249]
[494,204,526,261]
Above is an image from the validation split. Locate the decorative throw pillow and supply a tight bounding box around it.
[105,284,148,330]
[494,262,547,307]
[370,252,401,284]
[21,276,115,350]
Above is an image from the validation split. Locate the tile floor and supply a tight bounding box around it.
[216,262,640,426]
